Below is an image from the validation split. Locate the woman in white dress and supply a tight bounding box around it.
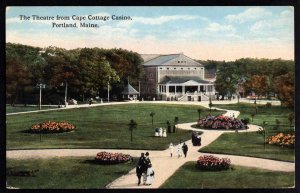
[169,142,174,157]
[177,143,182,158]
[145,164,154,185]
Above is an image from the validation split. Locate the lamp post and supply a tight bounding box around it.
[107,81,110,103]
[64,81,68,107]
[36,83,46,110]
[226,77,231,100]
[139,80,141,100]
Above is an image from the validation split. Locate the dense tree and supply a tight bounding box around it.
[6,43,44,105]
[104,48,144,98]
[42,47,82,103]
[247,75,269,98]
[76,48,120,100]
[215,63,241,99]
[214,58,294,99]
[274,72,294,109]
[6,43,294,105]
[6,59,31,105]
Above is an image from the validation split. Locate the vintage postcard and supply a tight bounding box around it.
[5,6,295,189]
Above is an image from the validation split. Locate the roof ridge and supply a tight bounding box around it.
[143,53,181,63]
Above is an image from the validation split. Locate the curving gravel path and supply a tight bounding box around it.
[6,100,293,189]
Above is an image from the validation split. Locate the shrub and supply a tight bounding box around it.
[30,121,75,133]
[197,115,247,130]
[265,102,272,108]
[266,132,295,148]
[196,155,231,171]
[241,118,250,125]
[94,152,132,164]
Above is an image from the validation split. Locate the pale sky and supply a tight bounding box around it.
[6,6,294,61]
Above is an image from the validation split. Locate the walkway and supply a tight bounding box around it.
[6,101,294,189]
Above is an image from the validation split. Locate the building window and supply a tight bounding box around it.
[178,61,180,63]
[167,68,169,70]
[194,68,197,70]
[181,68,183,70]
[160,67,162,69]
[174,68,176,70]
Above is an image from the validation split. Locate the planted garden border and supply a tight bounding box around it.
[193,115,248,130]
[29,121,75,133]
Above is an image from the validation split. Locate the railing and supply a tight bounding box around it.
[200,93,210,101]
[178,94,187,101]
[163,92,213,101]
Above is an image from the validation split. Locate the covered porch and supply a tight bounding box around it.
[157,76,215,101]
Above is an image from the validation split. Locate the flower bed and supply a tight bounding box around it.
[30,121,75,133]
[94,152,132,164]
[196,155,231,171]
[197,115,247,130]
[266,132,295,148]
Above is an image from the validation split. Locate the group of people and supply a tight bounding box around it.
[169,142,188,158]
[135,141,192,186]
[136,152,154,186]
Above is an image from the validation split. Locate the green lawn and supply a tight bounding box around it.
[6,103,221,150]
[213,103,293,131]
[161,162,294,188]
[6,157,137,189]
[199,103,295,162]
[200,132,294,162]
[6,105,57,114]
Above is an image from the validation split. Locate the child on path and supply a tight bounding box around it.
[177,143,182,158]
[169,142,174,157]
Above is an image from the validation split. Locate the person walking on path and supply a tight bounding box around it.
[182,143,188,158]
[199,136,202,146]
[177,143,182,158]
[169,142,174,157]
[145,164,155,185]
[136,153,145,186]
[143,152,151,185]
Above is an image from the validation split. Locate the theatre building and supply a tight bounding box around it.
[140,53,216,101]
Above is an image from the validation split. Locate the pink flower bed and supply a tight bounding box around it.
[197,115,247,130]
[30,121,75,133]
[196,155,231,171]
[95,151,132,164]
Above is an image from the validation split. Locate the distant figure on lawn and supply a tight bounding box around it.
[182,143,188,158]
[143,152,151,185]
[177,143,182,158]
[136,153,145,186]
[169,142,174,157]
[145,164,155,185]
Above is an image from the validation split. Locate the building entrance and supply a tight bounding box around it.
[185,86,198,93]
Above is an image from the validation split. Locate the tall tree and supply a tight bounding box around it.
[6,59,31,105]
[249,75,269,98]
[274,72,294,109]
